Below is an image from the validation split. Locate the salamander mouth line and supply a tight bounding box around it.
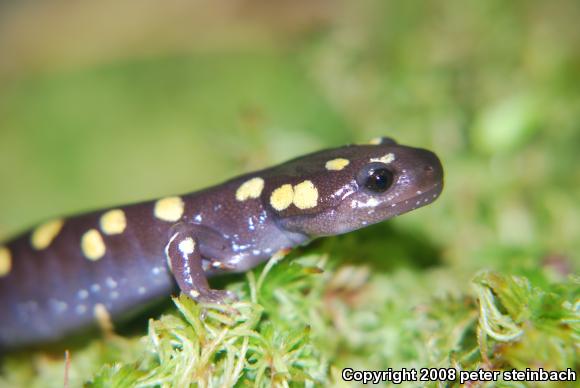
[394,183,443,213]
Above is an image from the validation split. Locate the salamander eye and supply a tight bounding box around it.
[365,168,393,192]
[357,164,394,193]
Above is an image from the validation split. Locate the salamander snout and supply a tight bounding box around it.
[413,148,444,193]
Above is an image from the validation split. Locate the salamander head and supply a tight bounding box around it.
[266,137,444,237]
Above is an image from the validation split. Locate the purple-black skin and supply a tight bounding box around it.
[0,137,443,348]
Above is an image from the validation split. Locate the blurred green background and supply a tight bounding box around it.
[1,0,579,283]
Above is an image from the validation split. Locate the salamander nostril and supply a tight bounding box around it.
[424,165,434,173]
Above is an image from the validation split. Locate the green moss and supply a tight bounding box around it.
[1,257,576,387]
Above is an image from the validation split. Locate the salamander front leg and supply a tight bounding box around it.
[165,228,235,303]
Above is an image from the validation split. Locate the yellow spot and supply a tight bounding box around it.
[81,229,106,261]
[0,247,12,277]
[235,177,265,201]
[100,209,127,235]
[178,238,195,255]
[190,290,200,298]
[94,303,114,333]
[370,153,395,164]
[270,184,294,211]
[31,219,64,250]
[325,158,350,171]
[368,137,383,145]
[293,180,319,209]
[154,196,184,222]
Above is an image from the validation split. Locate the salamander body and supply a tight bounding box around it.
[0,137,443,348]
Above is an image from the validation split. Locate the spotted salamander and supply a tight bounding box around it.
[0,137,443,348]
